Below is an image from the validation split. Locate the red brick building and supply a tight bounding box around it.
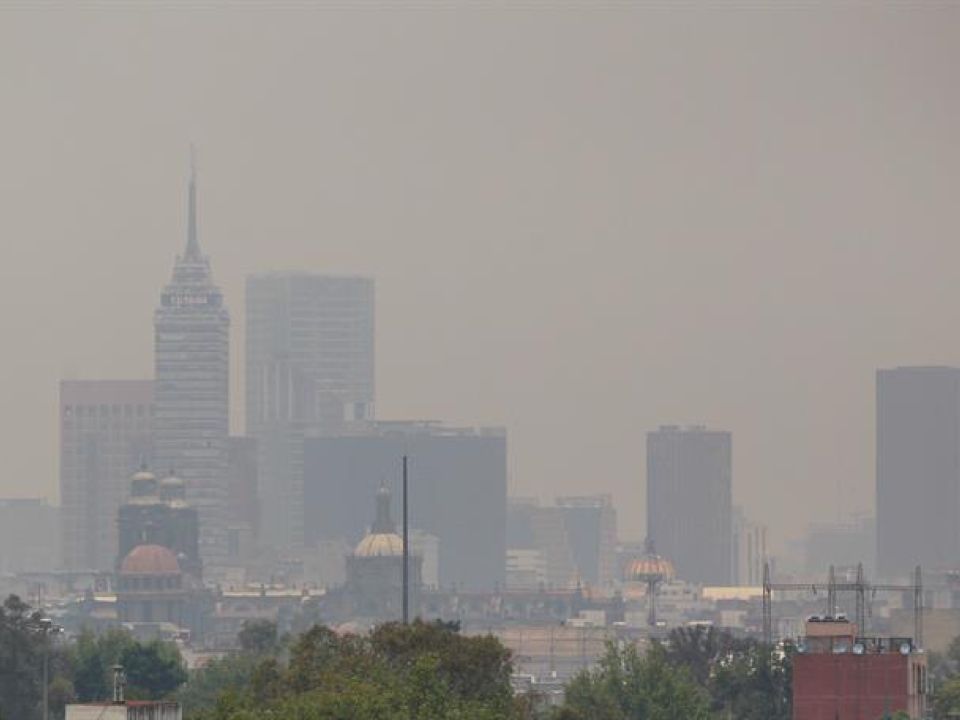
[792,617,927,720]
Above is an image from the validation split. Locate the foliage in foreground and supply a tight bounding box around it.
[189,619,520,720]
[0,594,186,720]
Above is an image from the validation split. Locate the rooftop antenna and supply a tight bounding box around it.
[185,143,200,260]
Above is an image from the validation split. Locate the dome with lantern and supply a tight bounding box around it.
[625,540,675,583]
[353,485,404,558]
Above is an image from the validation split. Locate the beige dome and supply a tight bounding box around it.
[354,532,404,558]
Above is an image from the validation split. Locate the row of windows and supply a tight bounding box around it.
[120,575,181,591]
[63,404,152,418]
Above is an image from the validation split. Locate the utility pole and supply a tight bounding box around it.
[402,455,409,625]
[39,618,52,720]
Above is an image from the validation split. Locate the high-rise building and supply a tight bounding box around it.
[154,166,230,571]
[877,366,960,578]
[0,498,59,575]
[646,425,732,586]
[506,498,576,589]
[303,421,506,591]
[804,516,874,577]
[732,507,768,586]
[245,272,374,550]
[226,436,259,563]
[59,379,153,571]
[556,495,618,587]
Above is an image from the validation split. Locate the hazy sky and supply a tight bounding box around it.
[1,3,958,554]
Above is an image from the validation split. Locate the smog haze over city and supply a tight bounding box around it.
[3,4,957,553]
[6,4,960,720]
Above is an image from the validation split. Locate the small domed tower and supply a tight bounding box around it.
[345,484,422,620]
[117,467,201,581]
[626,539,675,626]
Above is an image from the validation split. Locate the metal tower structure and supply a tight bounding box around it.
[762,562,923,648]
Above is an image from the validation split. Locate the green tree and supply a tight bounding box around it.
[561,642,710,720]
[934,676,960,719]
[237,620,279,656]
[120,640,187,699]
[0,595,44,720]
[370,619,514,712]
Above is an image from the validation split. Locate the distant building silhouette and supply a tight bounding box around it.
[556,495,618,587]
[646,425,732,586]
[226,436,259,564]
[245,272,374,551]
[0,498,59,575]
[506,495,617,589]
[59,379,153,571]
[154,163,230,571]
[117,467,201,579]
[877,366,960,578]
[303,421,506,591]
[115,466,208,639]
[345,484,422,620]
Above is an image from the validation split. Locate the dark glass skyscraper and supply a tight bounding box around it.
[154,165,230,571]
[646,425,732,586]
[877,366,960,579]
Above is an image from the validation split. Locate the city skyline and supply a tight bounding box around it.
[2,7,959,556]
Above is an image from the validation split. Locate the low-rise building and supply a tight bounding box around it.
[792,616,927,720]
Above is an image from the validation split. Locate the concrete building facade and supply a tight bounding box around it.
[154,168,230,571]
[646,425,732,586]
[877,366,960,579]
[245,272,374,551]
[59,379,154,571]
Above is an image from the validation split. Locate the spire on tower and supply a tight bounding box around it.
[184,145,201,261]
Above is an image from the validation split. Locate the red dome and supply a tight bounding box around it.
[120,544,180,575]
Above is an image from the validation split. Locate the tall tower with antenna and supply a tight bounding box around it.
[154,153,231,573]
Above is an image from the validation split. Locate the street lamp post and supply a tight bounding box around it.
[39,618,52,720]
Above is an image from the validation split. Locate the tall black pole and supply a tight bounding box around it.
[402,455,409,625]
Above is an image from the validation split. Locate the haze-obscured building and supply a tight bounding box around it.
[154,167,230,571]
[804,516,875,577]
[556,495,617,587]
[226,436,259,563]
[877,366,960,579]
[344,485,422,620]
[0,498,59,574]
[507,498,575,589]
[59,379,154,571]
[245,272,374,552]
[117,468,201,579]
[304,421,506,591]
[647,425,732,586]
[506,496,616,589]
[732,507,767,586]
[116,467,209,640]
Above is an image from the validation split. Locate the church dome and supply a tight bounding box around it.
[129,466,159,500]
[353,483,405,558]
[626,554,675,582]
[354,532,404,558]
[120,544,181,575]
[159,472,187,503]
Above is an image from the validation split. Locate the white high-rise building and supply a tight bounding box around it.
[245,272,374,550]
[154,165,230,571]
